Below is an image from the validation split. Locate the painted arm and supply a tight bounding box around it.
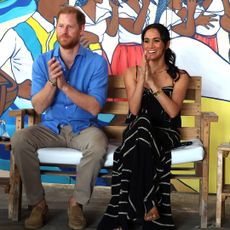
[171,0,197,36]
[119,0,150,34]
[105,0,119,36]
[220,0,230,32]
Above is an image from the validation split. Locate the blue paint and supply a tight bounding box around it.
[0,0,36,23]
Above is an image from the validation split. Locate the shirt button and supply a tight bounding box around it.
[65,106,68,109]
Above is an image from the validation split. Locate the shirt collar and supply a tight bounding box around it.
[52,44,86,59]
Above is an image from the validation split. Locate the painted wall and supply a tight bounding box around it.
[0,0,229,193]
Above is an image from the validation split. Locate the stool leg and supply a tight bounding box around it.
[216,149,223,228]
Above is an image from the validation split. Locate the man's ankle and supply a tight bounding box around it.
[34,199,47,209]
[69,197,82,208]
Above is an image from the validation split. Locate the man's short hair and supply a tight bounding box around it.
[57,6,85,27]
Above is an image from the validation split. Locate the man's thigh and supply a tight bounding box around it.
[69,126,108,153]
[12,125,66,149]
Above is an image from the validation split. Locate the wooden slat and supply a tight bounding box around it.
[181,103,200,115]
[187,76,201,89]
[184,89,196,100]
[171,174,202,179]
[102,126,126,141]
[179,127,200,139]
[102,102,128,114]
[107,89,127,98]
[108,76,124,88]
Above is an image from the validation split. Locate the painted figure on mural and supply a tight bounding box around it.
[110,0,156,76]
[152,0,230,101]
[156,0,217,39]
[157,0,229,61]
[0,0,36,116]
[75,0,119,74]
[192,0,221,52]
[0,0,69,116]
[217,0,230,61]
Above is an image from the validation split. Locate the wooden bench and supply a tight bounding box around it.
[7,76,217,228]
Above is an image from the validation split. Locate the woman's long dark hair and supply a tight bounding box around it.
[141,23,183,81]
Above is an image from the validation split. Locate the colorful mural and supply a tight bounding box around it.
[0,0,230,192]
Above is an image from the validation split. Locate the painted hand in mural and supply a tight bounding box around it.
[195,11,218,29]
[80,31,99,48]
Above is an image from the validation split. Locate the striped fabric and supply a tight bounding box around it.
[97,88,181,230]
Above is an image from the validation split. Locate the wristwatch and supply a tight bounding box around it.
[48,79,57,87]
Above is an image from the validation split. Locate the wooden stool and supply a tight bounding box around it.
[216,143,230,228]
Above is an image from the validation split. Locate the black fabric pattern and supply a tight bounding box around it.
[97,87,181,230]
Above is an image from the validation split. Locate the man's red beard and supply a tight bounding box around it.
[57,34,79,49]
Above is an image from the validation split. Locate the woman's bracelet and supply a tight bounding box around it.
[149,88,162,97]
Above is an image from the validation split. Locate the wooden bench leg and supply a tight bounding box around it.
[200,159,208,229]
[8,154,22,222]
[216,149,224,228]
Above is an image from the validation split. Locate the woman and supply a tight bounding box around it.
[97,23,190,230]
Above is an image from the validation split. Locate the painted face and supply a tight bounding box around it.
[56,13,84,49]
[142,28,167,61]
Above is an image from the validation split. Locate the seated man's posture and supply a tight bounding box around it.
[11,6,108,230]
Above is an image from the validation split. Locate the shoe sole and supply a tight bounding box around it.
[68,221,86,230]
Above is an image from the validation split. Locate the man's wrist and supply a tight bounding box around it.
[48,79,57,87]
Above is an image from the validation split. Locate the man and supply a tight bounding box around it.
[11,6,108,230]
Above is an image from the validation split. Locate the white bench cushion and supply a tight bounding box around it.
[37,139,204,167]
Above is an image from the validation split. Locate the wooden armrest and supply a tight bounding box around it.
[8,108,36,117]
[8,109,26,117]
[201,112,218,123]
[8,108,41,130]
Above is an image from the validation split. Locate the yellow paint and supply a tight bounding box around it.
[177,98,230,193]
[27,17,56,53]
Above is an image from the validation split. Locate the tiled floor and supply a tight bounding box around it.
[0,184,230,230]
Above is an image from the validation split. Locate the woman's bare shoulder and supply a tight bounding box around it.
[178,69,191,79]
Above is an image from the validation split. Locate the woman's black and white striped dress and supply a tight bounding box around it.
[97,87,181,230]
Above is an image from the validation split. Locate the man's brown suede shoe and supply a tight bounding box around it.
[24,204,48,229]
[68,203,87,230]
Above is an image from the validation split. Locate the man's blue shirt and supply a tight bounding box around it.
[32,45,108,134]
